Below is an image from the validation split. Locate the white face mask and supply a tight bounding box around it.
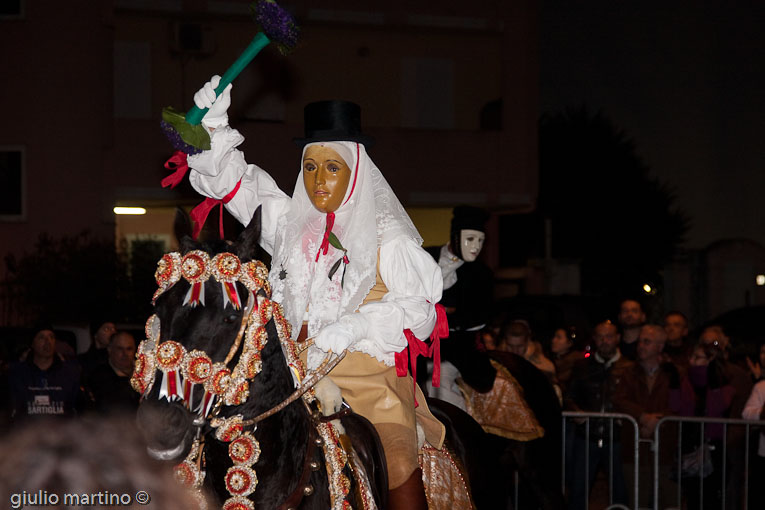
[460,229,485,262]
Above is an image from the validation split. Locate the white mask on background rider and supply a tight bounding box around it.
[459,229,485,262]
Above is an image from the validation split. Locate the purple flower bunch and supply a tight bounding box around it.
[160,120,202,156]
[252,0,299,53]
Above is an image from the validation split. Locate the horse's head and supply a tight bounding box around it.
[134,207,280,461]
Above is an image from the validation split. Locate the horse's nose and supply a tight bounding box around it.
[136,399,193,460]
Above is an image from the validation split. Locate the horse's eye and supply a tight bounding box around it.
[223,313,240,324]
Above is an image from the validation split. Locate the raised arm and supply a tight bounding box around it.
[185,76,290,254]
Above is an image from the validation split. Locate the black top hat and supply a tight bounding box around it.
[294,100,374,147]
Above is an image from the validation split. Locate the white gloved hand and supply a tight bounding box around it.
[314,321,355,354]
[193,75,232,129]
[314,377,344,416]
[313,314,369,354]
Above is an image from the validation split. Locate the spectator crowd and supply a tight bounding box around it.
[2,296,765,509]
[0,319,139,429]
[477,298,765,509]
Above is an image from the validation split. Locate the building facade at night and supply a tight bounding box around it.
[0,0,538,325]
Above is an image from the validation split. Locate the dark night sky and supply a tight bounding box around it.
[540,2,765,249]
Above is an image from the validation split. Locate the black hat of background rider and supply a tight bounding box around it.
[293,100,375,148]
[451,205,489,234]
[450,205,489,261]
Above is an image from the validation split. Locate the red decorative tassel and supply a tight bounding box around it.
[224,282,241,309]
[428,304,449,388]
[398,329,429,407]
[167,370,178,398]
[189,282,203,306]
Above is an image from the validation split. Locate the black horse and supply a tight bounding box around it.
[135,208,387,509]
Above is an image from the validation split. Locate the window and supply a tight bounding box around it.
[0,147,25,221]
[114,41,152,119]
[400,57,455,129]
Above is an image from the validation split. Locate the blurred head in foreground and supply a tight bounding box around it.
[0,417,204,510]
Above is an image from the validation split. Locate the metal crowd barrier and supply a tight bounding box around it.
[653,416,765,510]
[554,412,765,510]
[561,411,640,510]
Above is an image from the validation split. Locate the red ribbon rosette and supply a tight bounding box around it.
[212,252,243,310]
[248,326,269,352]
[182,350,213,412]
[242,351,262,379]
[224,380,250,406]
[272,304,292,339]
[153,252,182,303]
[156,340,186,400]
[201,362,231,416]
[213,415,244,442]
[257,296,273,325]
[131,340,157,395]
[229,433,261,466]
[145,314,160,342]
[222,497,254,510]
[206,363,232,395]
[183,350,213,384]
[174,460,203,488]
[225,466,258,497]
[241,261,270,300]
[181,251,212,307]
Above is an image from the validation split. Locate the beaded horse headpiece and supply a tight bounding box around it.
[133,251,297,509]
[153,251,271,308]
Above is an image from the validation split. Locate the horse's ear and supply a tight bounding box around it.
[235,206,262,261]
[174,207,195,253]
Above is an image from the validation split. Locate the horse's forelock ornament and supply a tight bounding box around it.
[212,252,243,309]
[182,250,212,307]
[153,251,269,309]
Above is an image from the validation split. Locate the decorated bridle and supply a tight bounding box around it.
[133,250,301,510]
[132,250,351,510]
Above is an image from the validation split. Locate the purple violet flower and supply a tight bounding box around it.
[252,0,299,53]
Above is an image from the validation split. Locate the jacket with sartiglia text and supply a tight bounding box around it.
[8,356,82,420]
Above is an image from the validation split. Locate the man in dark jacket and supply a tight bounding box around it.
[565,320,633,510]
[613,324,681,508]
[7,328,83,422]
[78,320,116,382]
[86,331,139,414]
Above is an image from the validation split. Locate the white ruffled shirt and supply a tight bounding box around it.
[188,126,441,366]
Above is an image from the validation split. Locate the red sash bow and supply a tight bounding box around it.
[190,179,242,240]
[394,303,449,407]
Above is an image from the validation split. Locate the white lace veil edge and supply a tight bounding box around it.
[269,142,421,339]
